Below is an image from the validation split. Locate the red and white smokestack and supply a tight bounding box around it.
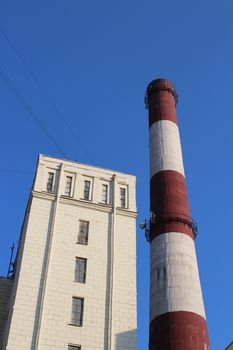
[145,79,210,349]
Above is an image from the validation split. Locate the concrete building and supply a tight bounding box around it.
[0,154,137,350]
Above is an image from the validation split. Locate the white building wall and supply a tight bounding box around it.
[0,277,13,347]
[113,214,137,349]
[3,197,54,349]
[3,155,137,350]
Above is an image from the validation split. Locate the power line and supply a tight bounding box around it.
[0,65,68,158]
[0,167,32,175]
[0,25,93,162]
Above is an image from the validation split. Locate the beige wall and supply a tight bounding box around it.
[3,155,137,350]
[0,277,13,347]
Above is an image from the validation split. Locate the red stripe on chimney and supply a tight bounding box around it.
[147,80,178,127]
[150,170,194,240]
[149,311,210,350]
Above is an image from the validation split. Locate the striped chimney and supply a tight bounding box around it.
[145,79,210,349]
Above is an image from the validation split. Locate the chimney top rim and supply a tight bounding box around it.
[145,78,178,108]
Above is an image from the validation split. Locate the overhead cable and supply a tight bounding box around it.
[0,65,68,158]
[0,167,32,174]
[0,25,93,162]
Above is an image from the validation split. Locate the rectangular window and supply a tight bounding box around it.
[120,188,126,208]
[65,176,72,197]
[68,345,81,350]
[77,221,89,245]
[102,184,108,204]
[75,258,87,283]
[71,297,84,326]
[83,180,91,200]
[46,172,54,192]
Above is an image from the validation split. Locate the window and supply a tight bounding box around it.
[83,180,91,200]
[102,184,108,204]
[68,345,81,350]
[77,221,89,245]
[46,172,54,192]
[157,268,160,280]
[157,267,166,281]
[65,176,72,196]
[120,188,126,208]
[75,258,87,283]
[71,297,84,326]
[163,266,166,280]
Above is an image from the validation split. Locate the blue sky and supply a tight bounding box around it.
[0,1,233,349]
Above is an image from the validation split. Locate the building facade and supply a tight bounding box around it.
[1,154,137,350]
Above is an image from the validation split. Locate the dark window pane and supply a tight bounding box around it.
[120,188,126,208]
[84,180,90,200]
[102,184,108,204]
[78,221,89,244]
[75,258,87,283]
[65,176,72,196]
[68,345,81,350]
[46,172,54,192]
[71,297,84,326]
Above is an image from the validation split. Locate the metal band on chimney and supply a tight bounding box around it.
[145,78,178,109]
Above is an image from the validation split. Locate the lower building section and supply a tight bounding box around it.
[0,277,13,347]
[2,156,137,349]
[149,311,210,350]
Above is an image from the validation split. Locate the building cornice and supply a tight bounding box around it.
[32,191,137,218]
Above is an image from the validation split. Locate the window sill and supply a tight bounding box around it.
[80,198,92,202]
[68,323,83,327]
[76,242,88,246]
[42,190,55,195]
[98,202,110,206]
